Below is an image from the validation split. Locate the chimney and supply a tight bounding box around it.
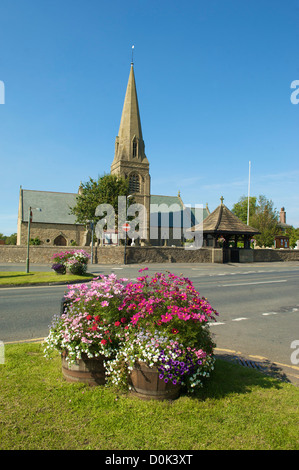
[279,207,286,224]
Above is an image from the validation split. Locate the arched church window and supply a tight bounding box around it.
[54,234,67,246]
[129,173,140,193]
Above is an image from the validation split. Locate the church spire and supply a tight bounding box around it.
[112,62,148,165]
[110,57,150,242]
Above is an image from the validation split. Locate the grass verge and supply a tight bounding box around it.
[0,271,94,286]
[0,342,298,450]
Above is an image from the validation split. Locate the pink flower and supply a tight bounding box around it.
[101,301,109,307]
[161,314,173,323]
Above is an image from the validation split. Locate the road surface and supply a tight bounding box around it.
[1,261,298,383]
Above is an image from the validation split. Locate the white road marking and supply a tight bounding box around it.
[232,317,248,321]
[220,280,287,287]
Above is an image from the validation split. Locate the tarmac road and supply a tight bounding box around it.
[1,261,299,384]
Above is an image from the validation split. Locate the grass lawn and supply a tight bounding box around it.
[0,271,95,286]
[0,342,298,450]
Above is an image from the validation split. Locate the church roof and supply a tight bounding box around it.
[19,188,209,230]
[150,194,210,228]
[20,189,78,225]
[150,194,184,210]
[192,197,260,235]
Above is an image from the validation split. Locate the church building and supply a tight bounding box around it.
[17,61,209,247]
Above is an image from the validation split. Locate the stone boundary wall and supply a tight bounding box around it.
[252,249,299,262]
[0,245,122,264]
[0,245,212,264]
[0,245,298,265]
[125,246,213,264]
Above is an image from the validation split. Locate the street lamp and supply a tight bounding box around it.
[124,195,133,265]
[26,207,42,273]
[87,220,95,264]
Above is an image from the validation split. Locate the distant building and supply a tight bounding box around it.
[274,207,292,249]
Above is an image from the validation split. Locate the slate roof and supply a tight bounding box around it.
[150,195,209,228]
[20,189,210,229]
[20,189,78,225]
[192,199,260,235]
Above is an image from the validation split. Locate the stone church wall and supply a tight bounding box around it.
[1,245,298,265]
[18,222,87,246]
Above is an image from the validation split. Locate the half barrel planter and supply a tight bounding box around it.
[61,352,106,386]
[129,362,180,401]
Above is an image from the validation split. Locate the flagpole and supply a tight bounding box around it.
[247,161,251,225]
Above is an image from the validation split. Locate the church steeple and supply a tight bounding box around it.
[110,59,151,242]
[112,63,148,165]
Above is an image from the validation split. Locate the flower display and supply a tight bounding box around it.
[51,263,66,274]
[105,329,215,392]
[44,269,219,395]
[104,270,218,392]
[51,249,90,275]
[118,269,218,353]
[44,274,129,363]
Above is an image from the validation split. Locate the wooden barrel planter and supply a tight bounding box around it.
[61,352,106,386]
[129,362,180,401]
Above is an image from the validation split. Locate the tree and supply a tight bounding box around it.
[0,233,17,245]
[250,195,279,247]
[232,196,257,224]
[284,226,299,248]
[70,173,132,227]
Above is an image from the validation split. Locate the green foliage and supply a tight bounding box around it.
[0,233,17,245]
[284,226,299,248]
[29,237,41,245]
[250,195,279,247]
[70,173,131,225]
[232,196,257,224]
[233,195,280,247]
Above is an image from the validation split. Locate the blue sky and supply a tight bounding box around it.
[0,0,298,235]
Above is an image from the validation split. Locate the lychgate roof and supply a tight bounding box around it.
[192,197,260,235]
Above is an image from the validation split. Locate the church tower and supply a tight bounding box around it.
[111,61,151,242]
